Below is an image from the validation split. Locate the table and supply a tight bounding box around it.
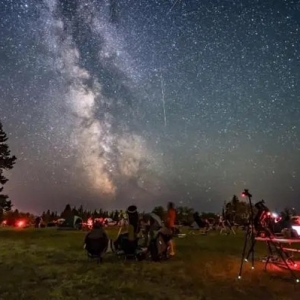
[255,236,300,282]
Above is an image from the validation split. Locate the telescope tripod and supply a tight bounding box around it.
[238,189,255,279]
[238,222,256,278]
[238,189,300,283]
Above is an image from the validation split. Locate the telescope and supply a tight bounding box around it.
[253,200,272,235]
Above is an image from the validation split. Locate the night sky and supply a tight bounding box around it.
[0,0,300,214]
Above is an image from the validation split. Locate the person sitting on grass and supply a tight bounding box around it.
[114,205,141,255]
[147,215,174,261]
[141,212,163,247]
[85,220,109,240]
[84,221,109,261]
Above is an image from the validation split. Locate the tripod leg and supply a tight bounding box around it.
[244,226,255,268]
[238,229,250,279]
[246,238,256,261]
[286,256,296,267]
[250,233,255,269]
[264,248,271,271]
[280,247,296,266]
[287,256,296,266]
[272,241,299,282]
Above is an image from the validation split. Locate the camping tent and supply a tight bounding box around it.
[58,215,83,230]
[148,213,162,227]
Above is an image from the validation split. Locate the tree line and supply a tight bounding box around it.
[41,204,219,225]
[1,195,298,227]
[2,203,220,226]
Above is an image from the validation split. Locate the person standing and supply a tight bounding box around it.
[34,216,42,228]
[166,202,176,256]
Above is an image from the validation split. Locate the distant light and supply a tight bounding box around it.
[274,216,282,223]
[17,220,25,228]
[292,226,300,235]
[271,212,278,218]
[87,218,93,228]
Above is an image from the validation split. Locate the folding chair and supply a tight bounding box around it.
[85,236,108,263]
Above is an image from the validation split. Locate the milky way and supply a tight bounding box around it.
[0,0,300,213]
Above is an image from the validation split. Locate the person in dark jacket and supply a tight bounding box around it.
[84,221,109,259]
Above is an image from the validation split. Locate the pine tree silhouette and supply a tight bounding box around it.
[0,121,17,218]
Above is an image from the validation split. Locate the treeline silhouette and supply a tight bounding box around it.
[1,203,218,226]
[1,195,297,227]
[42,204,219,225]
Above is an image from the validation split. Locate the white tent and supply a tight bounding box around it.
[148,213,162,227]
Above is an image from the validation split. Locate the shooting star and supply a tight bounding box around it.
[160,74,167,127]
[167,0,181,15]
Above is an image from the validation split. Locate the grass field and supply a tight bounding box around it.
[0,228,299,300]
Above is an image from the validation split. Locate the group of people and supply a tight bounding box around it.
[141,202,176,256]
[84,202,177,261]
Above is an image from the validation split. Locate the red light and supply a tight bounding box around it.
[87,218,93,228]
[2,220,7,225]
[241,193,245,197]
[17,220,25,228]
[274,216,282,223]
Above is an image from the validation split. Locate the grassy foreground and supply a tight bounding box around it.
[0,228,299,300]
